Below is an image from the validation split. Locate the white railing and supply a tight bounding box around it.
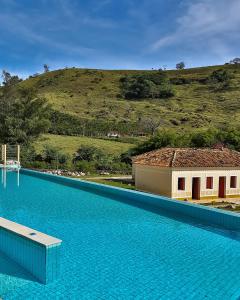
[0,144,20,167]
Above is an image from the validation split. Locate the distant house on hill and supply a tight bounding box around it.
[132,147,240,200]
[107,132,121,138]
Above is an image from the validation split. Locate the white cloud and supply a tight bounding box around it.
[0,0,17,7]
[55,0,116,28]
[57,0,76,19]
[91,0,112,12]
[151,0,240,58]
[0,10,94,56]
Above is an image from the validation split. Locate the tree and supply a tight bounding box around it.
[139,117,162,135]
[190,130,218,148]
[230,58,240,64]
[43,64,50,73]
[208,69,233,90]
[74,146,103,162]
[120,76,154,99]
[0,88,51,144]
[176,62,185,70]
[42,145,69,164]
[127,129,182,158]
[2,70,11,85]
[145,70,168,85]
[120,72,174,100]
[156,82,175,98]
[218,127,240,151]
[1,70,22,87]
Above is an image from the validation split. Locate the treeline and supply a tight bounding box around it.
[121,127,240,163]
[21,144,131,174]
[49,110,154,136]
[170,68,234,91]
[21,126,240,173]
[120,68,234,100]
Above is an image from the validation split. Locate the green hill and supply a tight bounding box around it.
[2,63,240,170]
[19,64,240,133]
[34,134,134,157]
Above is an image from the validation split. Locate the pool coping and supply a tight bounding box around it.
[0,217,62,247]
[0,217,62,284]
[20,168,240,232]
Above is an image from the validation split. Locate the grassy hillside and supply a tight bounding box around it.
[19,64,240,130]
[34,134,134,157]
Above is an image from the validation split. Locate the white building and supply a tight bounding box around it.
[132,147,240,200]
[107,132,121,138]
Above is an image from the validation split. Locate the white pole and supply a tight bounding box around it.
[3,167,6,189]
[1,145,4,161]
[17,168,20,187]
[3,145,7,166]
[17,145,20,165]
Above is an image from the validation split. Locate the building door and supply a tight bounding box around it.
[218,177,226,198]
[192,177,201,200]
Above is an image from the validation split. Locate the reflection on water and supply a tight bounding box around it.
[1,168,20,188]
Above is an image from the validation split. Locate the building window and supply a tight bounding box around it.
[206,177,213,189]
[178,178,185,190]
[230,176,237,188]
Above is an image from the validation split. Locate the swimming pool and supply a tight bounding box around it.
[0,169,240,299]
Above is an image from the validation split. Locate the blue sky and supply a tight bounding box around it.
[0,0,239,78]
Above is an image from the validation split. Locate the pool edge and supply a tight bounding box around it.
[20,168,240,232]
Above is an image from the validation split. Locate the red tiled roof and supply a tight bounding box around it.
[132,147,240,168]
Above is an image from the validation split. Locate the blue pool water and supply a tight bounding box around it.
[0,170,240,299]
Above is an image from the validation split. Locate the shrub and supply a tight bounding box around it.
[121,129,184,161]
[21,145,39,168]
[41,145,69,164]
[120,71,174,100]
[170,78,191,85]
[74,161,96,173]
[208,69,233,90]
[74,146,104,162]
[190,130,218,147]
[176,62,185,70]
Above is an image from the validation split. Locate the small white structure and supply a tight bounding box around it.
[107,132,121,138]
[133,147,240,200]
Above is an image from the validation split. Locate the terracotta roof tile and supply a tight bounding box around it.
[132,147,240,168]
